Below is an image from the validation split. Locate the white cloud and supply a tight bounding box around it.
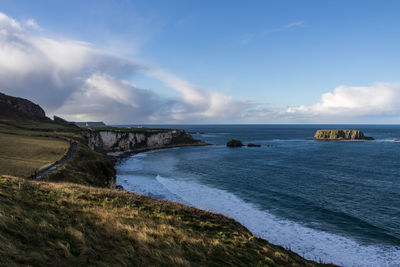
[55,73,169,122]
[24,19,40,30]
[1,12,399,124]
[0,12,22,31]
[286,83,400,122]
[0,12,249,123]
[145,68,250,117]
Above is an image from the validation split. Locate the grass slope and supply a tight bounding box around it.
[0,117,115,187]
[0,176,333,267]
[0,132,69,178]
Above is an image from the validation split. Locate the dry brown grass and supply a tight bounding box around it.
[0,132,69,177]
[0,176,335,267]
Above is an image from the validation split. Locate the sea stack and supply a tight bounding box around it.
[314,129,374,141]
[227,139,244,147]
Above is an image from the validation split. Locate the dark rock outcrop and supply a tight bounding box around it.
[227,139,244,147]
[116,185,124,190]
[314,129,374,140]
[0,92,46,119]
[53,116,79,127]
[247,143,261,147]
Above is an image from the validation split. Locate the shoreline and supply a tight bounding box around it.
[113,143,339,265]
[107,141,211,162]
[115,142,400,267]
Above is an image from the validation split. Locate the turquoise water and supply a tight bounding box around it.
[116,125,400,266]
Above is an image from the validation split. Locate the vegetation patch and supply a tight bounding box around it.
[45,143,116,187]
[0,132,69,178]
[0,176,334,267]
[0,117,115,187]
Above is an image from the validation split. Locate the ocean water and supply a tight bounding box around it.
[115,125,400,267]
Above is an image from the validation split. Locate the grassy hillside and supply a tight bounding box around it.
[0,175,333,267]
[0,93,334,266]
[43,142,116,187]
[0,116,115,187]
[0,132,70,178]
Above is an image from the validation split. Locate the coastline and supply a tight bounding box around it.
[107,141,210,161]
[115,140,400,267]
[0,92,336,265]
[113,144,339,265]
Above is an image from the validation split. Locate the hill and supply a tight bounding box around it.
[0,92,335,266]
[0,176,334,266]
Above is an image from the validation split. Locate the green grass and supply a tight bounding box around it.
[44,143,116,187]
[0,176,334,267]
[0,117,115,186]
[0,132,70,178]
[0,120,83,143]
[0,117,76,132]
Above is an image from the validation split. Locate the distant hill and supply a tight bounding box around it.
[0,92,78,129]
[75,121,106,127]
[0,92,47,120]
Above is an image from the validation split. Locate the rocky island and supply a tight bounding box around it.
[314,129,374,141]
[226,139,244,147]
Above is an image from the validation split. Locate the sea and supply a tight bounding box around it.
[115,125,400,267]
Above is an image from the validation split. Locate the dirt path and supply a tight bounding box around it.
[37,142,77,179]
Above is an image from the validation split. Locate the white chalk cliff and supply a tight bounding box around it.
[86,128,204,153]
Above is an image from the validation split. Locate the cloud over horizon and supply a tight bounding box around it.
[286,83,400,122]
[1,12,400,124]
[0,12,250,123]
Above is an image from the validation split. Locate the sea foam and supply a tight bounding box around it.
[154,175,400,267]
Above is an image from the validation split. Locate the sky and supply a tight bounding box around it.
[1,0,400,124]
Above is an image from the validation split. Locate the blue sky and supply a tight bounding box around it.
[1,0,400,123]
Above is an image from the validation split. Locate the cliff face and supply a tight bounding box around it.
[86,128,204,153]
[314,129,374,140]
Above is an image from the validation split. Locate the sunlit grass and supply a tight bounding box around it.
[0,118,114,186]
[0,133,69,177]
[0,176,333,266]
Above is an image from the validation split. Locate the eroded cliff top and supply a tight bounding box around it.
[82,125,183,133]
[314,129,374,140]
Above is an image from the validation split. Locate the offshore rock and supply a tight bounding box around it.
[227,139,244,147]
[314,129,374,140]
[247,143,261,147]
